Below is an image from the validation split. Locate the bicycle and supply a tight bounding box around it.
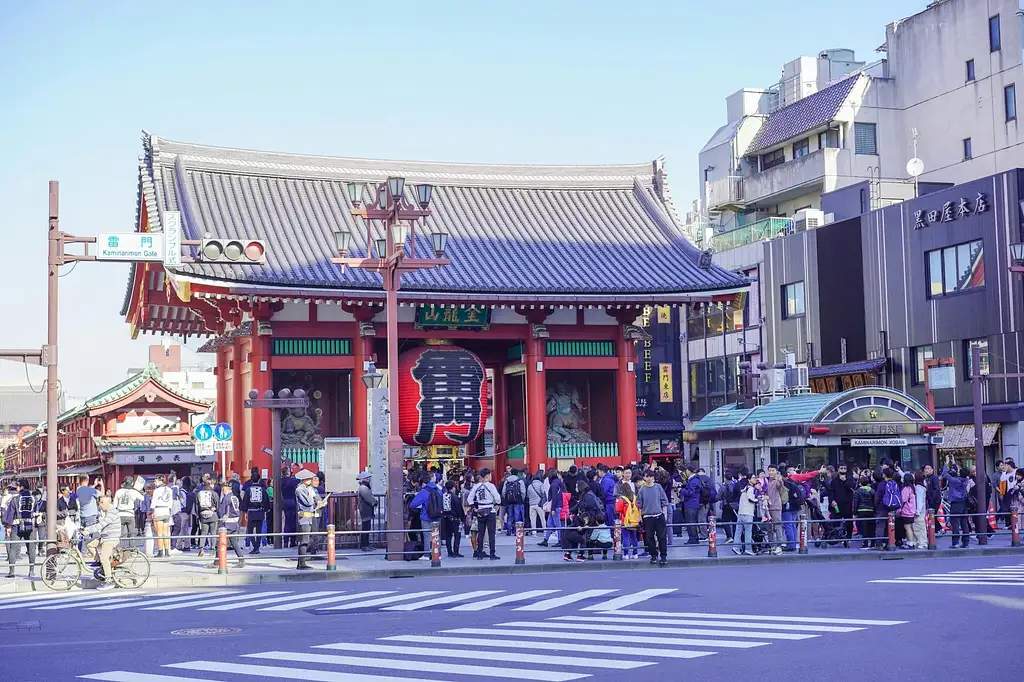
[41,529,151,591]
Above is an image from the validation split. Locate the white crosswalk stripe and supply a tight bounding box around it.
[144,591,292,611]
[79,608,907,681]
[513,589,617,611]
[446,589,558,611]
[317,590,447,610]
[382,590,503,611]
[580,588,677,611]
[258,591,388,611]
[869,563,1024,586]
[89,591,237,610]
[205,590,345,611]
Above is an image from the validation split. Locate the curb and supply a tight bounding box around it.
[1,545,1020,594]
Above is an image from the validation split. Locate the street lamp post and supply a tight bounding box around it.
[332,178,449,560]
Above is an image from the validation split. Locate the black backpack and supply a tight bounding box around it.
[698,479,714,506]
[787,480,807,508]
[503,479,524,505]
[425,487,443,520]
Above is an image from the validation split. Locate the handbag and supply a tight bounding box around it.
[542,501,552,514]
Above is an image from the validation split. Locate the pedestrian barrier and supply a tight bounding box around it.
[325,524,337,571]
[216,528,228,575]
[797,511,808,555]
[885,513,896,551]
[706,515,717,558]
[1012,510,1021,547]
[429,522,441,568]
[514,522,525,565]
[612,520,623,562]
[926,510,937,550]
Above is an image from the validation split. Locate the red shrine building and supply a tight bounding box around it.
[120,134,746,479]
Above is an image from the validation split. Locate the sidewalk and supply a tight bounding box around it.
[1,527,1021,594]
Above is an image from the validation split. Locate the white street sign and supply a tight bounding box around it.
[97,233,164,262]
[849,438,909,448]
[213,439,233,452]
[195,441,215,457]
[163,211,182,268]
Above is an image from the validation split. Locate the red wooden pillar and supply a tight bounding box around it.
[249,324,273,474]
[615,322,639,467]
[352,333,372,472]
[231,338,246,478]
[524,327,548,471]
[491,366,506,473]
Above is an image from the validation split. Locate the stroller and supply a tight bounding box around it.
[809,500,846,547]
[750,514,774,555]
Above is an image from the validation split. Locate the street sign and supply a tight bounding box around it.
[213,422,233,441]
[850,438,909,447]
[96,234,164,262]
[213,439,233,452]
[194,441,215,457]
[194,423,214,442]
[244,398,309,409]
[163,211,182,268]
[928,366,956,390]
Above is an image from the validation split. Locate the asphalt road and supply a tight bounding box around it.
[1,553,1021,682]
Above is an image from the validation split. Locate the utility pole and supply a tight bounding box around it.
[971,344,987,544]
[45,182,60,553]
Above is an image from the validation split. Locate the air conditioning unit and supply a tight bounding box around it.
[791,208,825,233]
[757,368,787,395]
[785,366,810,394]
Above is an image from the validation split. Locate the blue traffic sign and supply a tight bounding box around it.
[194,423,214,442]
[214,422,233,441]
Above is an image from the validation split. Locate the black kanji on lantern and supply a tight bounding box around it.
[410,349,484,445]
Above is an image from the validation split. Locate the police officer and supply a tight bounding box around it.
[3,480,37,578]
[295,474,324,570]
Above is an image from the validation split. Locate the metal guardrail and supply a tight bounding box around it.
[709,217,791,252]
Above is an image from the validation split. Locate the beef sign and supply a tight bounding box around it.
[398,345,487,446]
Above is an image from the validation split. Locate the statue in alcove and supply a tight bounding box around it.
[546,381,591,443]
[281,405,323,447]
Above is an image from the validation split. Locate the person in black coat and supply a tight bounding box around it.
[922,464,943,513]
[827,464,857,547]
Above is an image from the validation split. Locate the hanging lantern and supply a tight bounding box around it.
[398,345,487,446]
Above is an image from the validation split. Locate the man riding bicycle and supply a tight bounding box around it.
[83,495,121,590]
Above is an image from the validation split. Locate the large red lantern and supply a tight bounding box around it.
[398,344,487,446]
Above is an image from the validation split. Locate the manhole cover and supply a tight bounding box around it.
[170,627,241,637]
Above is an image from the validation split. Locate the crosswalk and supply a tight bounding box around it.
[0,587,676,614]
[78,608,907,681]
[869,562,1024,586]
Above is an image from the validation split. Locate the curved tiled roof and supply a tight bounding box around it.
[126,134,747,301]
[745,75,861,155]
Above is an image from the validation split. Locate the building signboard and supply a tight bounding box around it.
[914,193,987,229]
[635,306,681,428]
[414,305,490,330]
[849,438,909,447]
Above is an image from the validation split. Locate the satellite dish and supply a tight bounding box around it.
[906,157,924,177]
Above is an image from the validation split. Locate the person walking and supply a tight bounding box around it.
[241,468,269,555]
[637,469,669,566]
[356,472,377,551]
[468,468,501,561]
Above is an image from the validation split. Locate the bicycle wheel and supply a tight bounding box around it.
[111,549,150,589]
[42,550,82,591]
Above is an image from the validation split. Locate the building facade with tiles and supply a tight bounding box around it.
[120,134,747,480]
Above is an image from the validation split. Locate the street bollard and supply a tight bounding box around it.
[707,514,718,558]
[886,513,896,551]
[798,511,808,555]
[217,528,228,574]
[430,521,441,568]
[977,511,989,546]
[926,510,937,550]
[1011,509,1021,548]
[326,524,337,571]
[612,520,623,561]
[515,522,525,565]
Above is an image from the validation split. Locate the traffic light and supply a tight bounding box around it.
[200,238,266,264]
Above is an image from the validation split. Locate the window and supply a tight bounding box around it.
[966,59,975,82]
[912,345,934,386]
[854,122,877,155]
[963,137,973,160]
[990,14,1001,52]
[963,338,990,379]
[793,138,810,159]
[926,239,985,298]
[1005,84,1016,122]
[687,304,706,340]
[782,281,805,318]
[760,149,785,171]
[818,129,839,149]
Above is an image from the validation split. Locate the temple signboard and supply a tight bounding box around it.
[414,305,491,331]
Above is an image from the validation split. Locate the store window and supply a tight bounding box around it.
[912,345,934,386]
[926,240,984,298]
[782,281,805,318]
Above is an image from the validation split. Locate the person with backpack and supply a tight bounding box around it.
[114,476,144,550]
[177,477,196,553]
[241,467,270,555]
[500,469,526,536]
[468,468,501,560]
[207,481,245,569]
[874,467,902,550]
[853,476,876,548]
[409,472,444,552]
[195,479,221,557]
[526,472,546,536]
[440,479,464,558]
[679,467,703,545]
[3,480,37,578]
[615,477,642,559]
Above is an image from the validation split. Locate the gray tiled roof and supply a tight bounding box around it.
[808,358,886,378]
[129,135,746,300]
[745,75,861,155]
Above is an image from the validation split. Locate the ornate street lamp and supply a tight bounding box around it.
[1010,243,1024,272]
[333,228,352,256]
[430,226,449,257]
[362,361,385,389]
[416,184,433,209]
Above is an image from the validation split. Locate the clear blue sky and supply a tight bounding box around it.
[0,0,925,398]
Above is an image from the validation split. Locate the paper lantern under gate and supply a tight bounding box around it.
[398,345,487,446]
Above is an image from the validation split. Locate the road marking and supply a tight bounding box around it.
[496,620,815,641]
[144,591,292,611]
[513,589,618,611]
[250,650,587,681]
[961,594,1024,610]
[314,641,654,669]
[442,627,767,649]
[88,591,237,610]
[448,589,558,611]
[611,610,907,626]
[81,672,223,681]
[318,591,447,610]
[580,588,676,611]
[206,591,345,611]
[552,615,863,633]
[0,592,138,610]
[79,592,192,610]
[260,591,391,611]
[383,590,504,611]
[167,660,461,682]
[30,594,145,610]
[869,579,1024,586]
[383,634,715,659]
[921,574,1024,580]
[0,593,88,607]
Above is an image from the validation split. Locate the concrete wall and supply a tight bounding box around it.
[762,231,821,366]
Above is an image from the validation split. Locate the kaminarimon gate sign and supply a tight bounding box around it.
[121,133,747,478]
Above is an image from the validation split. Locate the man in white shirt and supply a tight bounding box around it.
[468,468,501,561]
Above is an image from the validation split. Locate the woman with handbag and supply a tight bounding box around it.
[527,473,547,536]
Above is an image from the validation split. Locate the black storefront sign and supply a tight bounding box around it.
[635,306,682,455]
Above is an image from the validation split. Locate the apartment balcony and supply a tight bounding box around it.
[743,147,838,205]
[709,217,791,252]
[706,175,744,212]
